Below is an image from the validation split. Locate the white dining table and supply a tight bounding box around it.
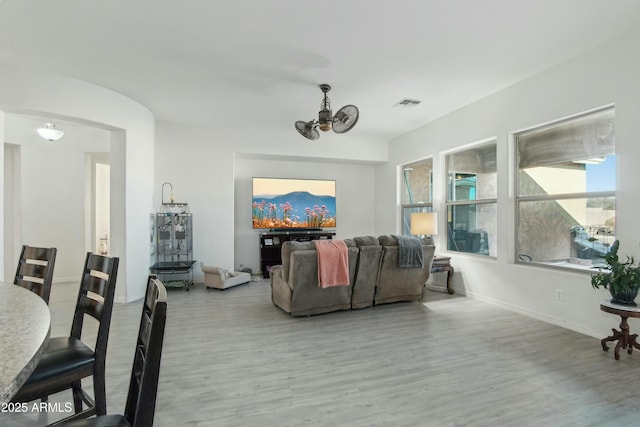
[0,281,51,404]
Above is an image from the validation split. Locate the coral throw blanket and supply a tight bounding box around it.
[314,239,350,288]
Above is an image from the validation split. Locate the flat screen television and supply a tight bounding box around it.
[252,177,336,230]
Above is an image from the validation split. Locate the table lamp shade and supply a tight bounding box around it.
[410,212,438,236]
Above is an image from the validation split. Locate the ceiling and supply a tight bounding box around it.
[1,0,639,143]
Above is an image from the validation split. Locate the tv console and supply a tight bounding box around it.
[270,228,322,232]
[259,230,336,278]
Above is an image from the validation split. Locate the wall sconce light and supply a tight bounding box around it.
[37,121,64,142]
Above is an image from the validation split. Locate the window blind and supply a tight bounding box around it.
[517,108,614,169]
[447,144,497,174]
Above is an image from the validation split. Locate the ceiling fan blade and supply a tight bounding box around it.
[332,105,359,134]
[295,120,320,141]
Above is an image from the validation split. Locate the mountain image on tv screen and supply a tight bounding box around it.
[252,178,336,229]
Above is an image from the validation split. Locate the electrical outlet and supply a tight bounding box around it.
[555,289,564,301]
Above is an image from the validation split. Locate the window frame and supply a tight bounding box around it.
[513,106,616,271]
[400,158,433,236]
[444,139,498,257]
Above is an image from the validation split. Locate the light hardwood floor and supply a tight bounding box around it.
[4,279,640,427]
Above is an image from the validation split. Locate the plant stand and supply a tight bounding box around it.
[600,300,640,360]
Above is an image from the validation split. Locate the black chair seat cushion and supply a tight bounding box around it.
[57,414,129,427]
[25,336,95,385]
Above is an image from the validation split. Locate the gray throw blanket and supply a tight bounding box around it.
[393,235,424,268]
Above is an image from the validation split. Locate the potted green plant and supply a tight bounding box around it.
[591,240,640,306]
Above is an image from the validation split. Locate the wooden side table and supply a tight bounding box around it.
[600,300,640,360]
[430,256,454,294]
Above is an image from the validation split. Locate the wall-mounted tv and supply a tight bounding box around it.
[252,177,336,230]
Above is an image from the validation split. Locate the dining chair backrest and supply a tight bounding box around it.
[124,275,167,427]
[71,252,119,368]
[10,251,120,423]
[54,276,167,427]
[14,245,57,304]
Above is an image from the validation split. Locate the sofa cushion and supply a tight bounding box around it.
[378,235,397,246]
[378,234,434,246]
[351,239,383,309]
[375,244,435,305]
[217,271,251,289]
[281,241,316,282]
[287,246,357,316]
[343,238,356,248]
[353,235,379,246]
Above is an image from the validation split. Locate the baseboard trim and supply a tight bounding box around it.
[459,287,602,339]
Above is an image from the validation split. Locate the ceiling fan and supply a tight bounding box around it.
[295,84,359,141]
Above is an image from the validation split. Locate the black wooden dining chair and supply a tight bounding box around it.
[57,276,168,427]
[14,245,57,303]
[12,252,119,424]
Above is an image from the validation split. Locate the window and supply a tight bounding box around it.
[445,141,497,256]
[401,158,433,236]
[515,107,615,269]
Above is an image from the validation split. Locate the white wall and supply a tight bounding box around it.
[4,115,110,281]
[95,162,111,253]
[155,122,386,281]
[379,29,640,338]
[0,112,6,279]
[0,65,155,303]
[233,157,377,274]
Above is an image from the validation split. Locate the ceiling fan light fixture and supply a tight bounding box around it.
[318,86,333,132]
[294,83,359,140]
[37,121,64,142]
[295,120,319,141]
[318,113,332,131]
[318,118,332,132]
[332,105,359,134]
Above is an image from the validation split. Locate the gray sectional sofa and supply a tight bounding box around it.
[270,235,435,316]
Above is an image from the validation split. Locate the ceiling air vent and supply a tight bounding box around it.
[394,98,422,108]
